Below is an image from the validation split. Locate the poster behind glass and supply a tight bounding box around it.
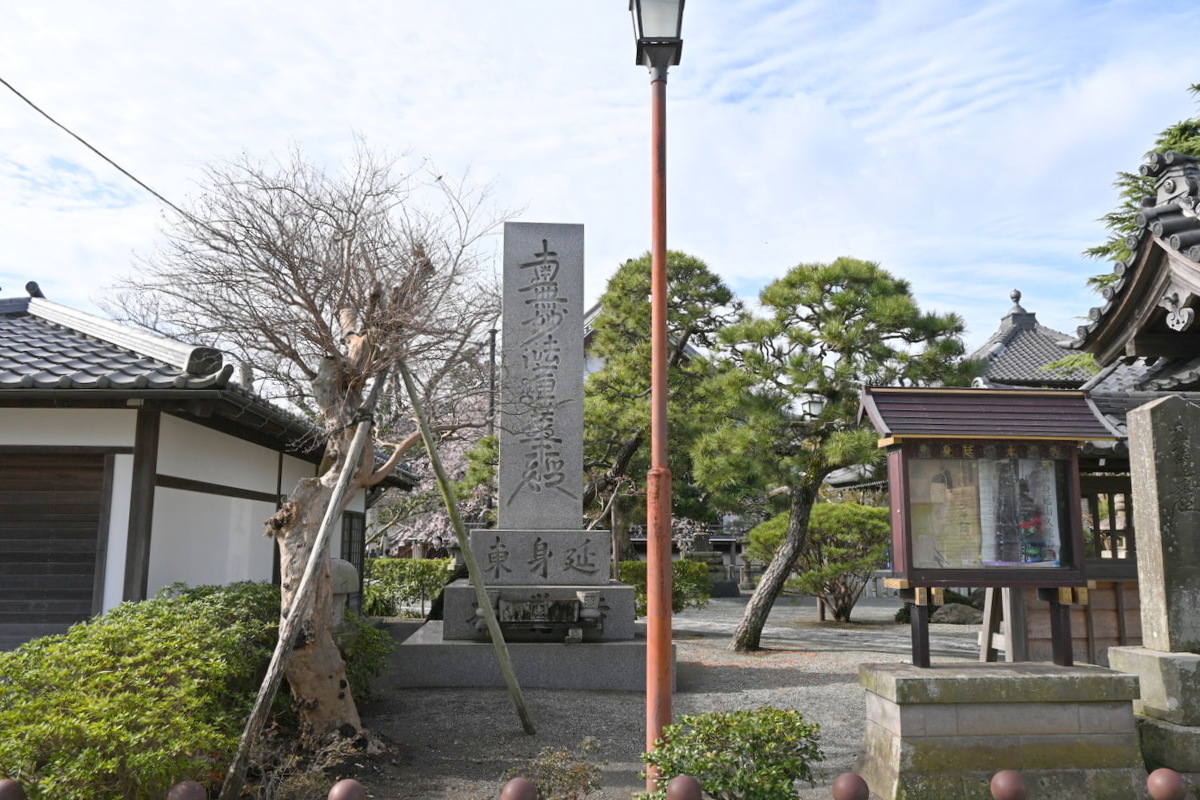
[908,453,1067,569]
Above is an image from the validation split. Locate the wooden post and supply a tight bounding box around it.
[218,368,390,800]
[397,358,536,735]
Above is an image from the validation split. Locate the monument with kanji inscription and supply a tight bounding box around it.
[394,223,643,690]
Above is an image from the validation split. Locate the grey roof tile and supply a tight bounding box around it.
[0,304,232,391]
[969,290,1092,387]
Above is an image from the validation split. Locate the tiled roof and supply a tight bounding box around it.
[0,297,231,391]
[861,387,1119,442]
[1073,150,1200,356]
[969,291,1091,388]
[0,290,418,487]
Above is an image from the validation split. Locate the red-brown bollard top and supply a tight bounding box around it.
[665,774,704,800]
[831,772,869,800]
[328,778,367,800]
[1147,768,1188,800]
[165,781,206,800]
[990,770,1027,800]
[0,778,27,800]
[500,777,538,800]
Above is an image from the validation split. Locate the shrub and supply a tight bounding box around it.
[0,581,279,800]
[339,611,395,702]
[618,560,710,616]
[361,557,453,617]
[747,503,890,622]
[501,738,603,800]
[639,707,822,800]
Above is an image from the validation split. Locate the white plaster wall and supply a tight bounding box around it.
[156,414,278,493]
[146,487,276,596]
[0,408,136,446]
[280,453,317,497]
[102,454,133,612]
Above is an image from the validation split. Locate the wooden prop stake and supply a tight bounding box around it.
[397,357,536,735]
[218,368,390,800]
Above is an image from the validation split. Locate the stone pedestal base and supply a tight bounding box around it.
[384,620,666,691]
[1110,646,1200,789]
[1110,647,1200,726]
[858,662,1146,800]
[441,580,636,642]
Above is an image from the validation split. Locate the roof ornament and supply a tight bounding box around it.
[1009,289,1025,313]
[1159,288,1197,332]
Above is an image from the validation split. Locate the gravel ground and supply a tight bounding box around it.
[350,595,980,799]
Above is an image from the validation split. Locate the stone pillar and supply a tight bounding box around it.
[1111,395,1200,780]
[440,222,635,645]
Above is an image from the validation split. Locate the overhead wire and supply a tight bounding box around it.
[0,74,191,220]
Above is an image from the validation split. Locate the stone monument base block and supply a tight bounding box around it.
[1110,646,1200,726]
[858,662,1146,800]
[441,579,636,642]
[385,620,668,691]
[1135,716,1200,776]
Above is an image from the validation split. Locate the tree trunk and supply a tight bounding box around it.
[583,431,643,508]
[269,471,362,741]
[729,483,818,652]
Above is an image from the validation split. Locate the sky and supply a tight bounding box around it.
[4,1,1200,352]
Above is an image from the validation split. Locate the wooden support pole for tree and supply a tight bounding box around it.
[218,368,391,800]
[397,357,536,735]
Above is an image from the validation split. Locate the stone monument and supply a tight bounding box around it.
[1110,395,1200,783]
[392,222,644,691]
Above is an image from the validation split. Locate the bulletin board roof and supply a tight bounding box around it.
[860,387,1119,443]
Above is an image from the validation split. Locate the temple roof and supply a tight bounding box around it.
[969,290,1091,388]
[0,284,417,486]
[1073,151,1200,374]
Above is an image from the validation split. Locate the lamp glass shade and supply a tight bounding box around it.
[631,0,684,40]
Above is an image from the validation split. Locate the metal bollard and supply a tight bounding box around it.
[989,770,1027,800]
[165,781,206,800]
[665,774,703,800]
[500,777,538,800]
[328,778,368,800]
[1147,768,1188,800]
[831,772,869,800]
[0,778,27,800]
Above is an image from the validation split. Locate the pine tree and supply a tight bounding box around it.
[692,257,973,652]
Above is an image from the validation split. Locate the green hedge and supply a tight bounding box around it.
[0,582,279,800]
[0,581,393,800]
[361,557,454,617]
[618,560,711,616]
[640,707,822,800]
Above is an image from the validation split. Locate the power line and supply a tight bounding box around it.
[0,74,190,219]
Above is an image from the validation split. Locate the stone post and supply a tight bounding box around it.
[1110,395,1200,781]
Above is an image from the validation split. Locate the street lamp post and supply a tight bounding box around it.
[630,0,684,784]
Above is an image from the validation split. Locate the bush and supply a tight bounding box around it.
[502,738,603,800]
[0,581,279,800]
[747,503,890,622]
[618,560,710,616]
[339,611,395,702]
[361,557,453,616]
[639,707,822,800]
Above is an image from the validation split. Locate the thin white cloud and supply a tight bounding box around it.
[2,0,1200,351]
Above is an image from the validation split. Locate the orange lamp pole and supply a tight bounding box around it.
[645,66,673,773]
[629,1,685,790]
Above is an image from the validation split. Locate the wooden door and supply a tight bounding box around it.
[0,452,108,649]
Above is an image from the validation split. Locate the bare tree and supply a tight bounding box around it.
[107,144,501,741]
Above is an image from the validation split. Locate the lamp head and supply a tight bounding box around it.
[630,0,685,69]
